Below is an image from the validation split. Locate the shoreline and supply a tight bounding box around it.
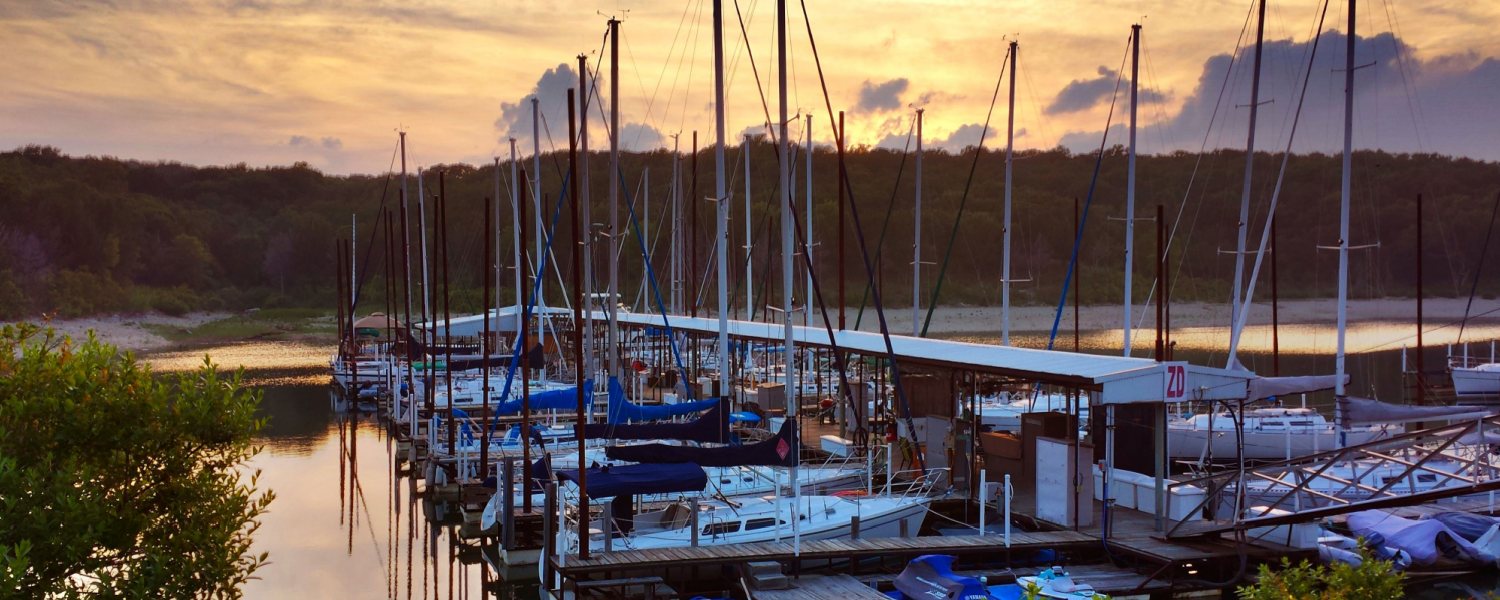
[12,297,1498,353]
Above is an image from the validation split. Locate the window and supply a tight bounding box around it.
[721,479,733,485]
[1289,421,1314,426]
[702,521,741,536]
[745,518,784,531]
[1380,476,1399,485]
[1417,474,1437,483]
[1261,421,1283,427]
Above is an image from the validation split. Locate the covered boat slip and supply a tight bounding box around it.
[597,311,1254,403]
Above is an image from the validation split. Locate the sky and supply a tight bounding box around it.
[1,0,1497,174]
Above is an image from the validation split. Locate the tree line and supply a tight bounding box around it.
[1,142,1496,321]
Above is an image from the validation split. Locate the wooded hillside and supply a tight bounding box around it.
[1,142,1495,320]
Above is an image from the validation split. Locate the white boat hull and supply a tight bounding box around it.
[1452,366,1500,397]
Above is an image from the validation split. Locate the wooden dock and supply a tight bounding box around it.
[555,531,1096,576]
[751,574,890,600]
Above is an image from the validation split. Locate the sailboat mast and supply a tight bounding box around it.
[532,98,544,309]
[609,18,622,382]
[511,140,523,336]
[912,108,924,337]
[401,132,412,318]
[418,168,430,324]
[1227,0,1268,369]
[745,134,754,319]
[776,0,799,548]
[1123,24,1139,357]
[580,54,596,379]
[1336,0,1357,405]
[805,114,813,327]
[1002,41,1017,346]
[714,0,731,383]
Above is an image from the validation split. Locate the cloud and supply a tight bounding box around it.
[288,135,342,151]
[494,63,579,153]
[856,78,909,114]
[1045,66,1166,114]
[930,123,998,152]
[620,122,665,151]
[1056,31,1500,159]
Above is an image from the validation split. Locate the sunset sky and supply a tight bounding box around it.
[2,0,1497,174]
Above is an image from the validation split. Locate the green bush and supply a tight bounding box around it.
[1237,548,1404,600]
[0,323,272,596]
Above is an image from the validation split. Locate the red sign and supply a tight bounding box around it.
[776,438,790,459]
[1166,364,1187,399]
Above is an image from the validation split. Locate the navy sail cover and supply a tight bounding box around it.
[607,376,719,423]
[554,462,708,498]
[584,398,730,444]
[604,419,798,467]
[495,379,592,415]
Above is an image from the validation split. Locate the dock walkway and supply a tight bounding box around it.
[555,531,1096,576]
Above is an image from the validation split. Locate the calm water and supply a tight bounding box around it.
[140,320,1500,597]
[147,341,496,600]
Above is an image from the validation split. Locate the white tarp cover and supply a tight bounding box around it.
[1336,396,1492,427]
[1247,374,1347,402]
[1347,510,1494,566]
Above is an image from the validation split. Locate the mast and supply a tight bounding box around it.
[838,111,846,330]
[567,87,590,560]
[494,158,503,323]
[511,140,523,336]
[675,135,687,313]
[714,0,731,386]
[805,114,813,327]
[533,98,544,309]
[418,168,430,325]
[401,132,412,319]
[1416,194,1424,403]
[1227,0,1268,369]
[608,18,621,382]
[912,108,924,337]
[776,0,799,548]
[1336,0,1357,421]
[1002,41,1017,346]
[745,134,754,318]
[1123,24,1139,357]
[580,54,596,379]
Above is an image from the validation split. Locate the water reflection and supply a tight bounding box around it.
[142,344,510,600]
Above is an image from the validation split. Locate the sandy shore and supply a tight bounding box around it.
[856,297,1500,335]
[6,312,229,353]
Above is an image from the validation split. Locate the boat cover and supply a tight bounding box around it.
[606,376,719,423]
[1247,374,1347,402]
[495,379,593,415]
[604,419,798,467]
[585,399,730,444]
[554,462,708,499]
[1347,510,1495,566]
[1336,396,1491,427]
[892,555,990,600]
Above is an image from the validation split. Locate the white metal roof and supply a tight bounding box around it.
[600,310,1252,404]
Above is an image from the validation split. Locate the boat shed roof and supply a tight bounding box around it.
[601,311,1252,404]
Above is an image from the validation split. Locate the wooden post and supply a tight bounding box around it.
[502,458,515,550]
[850,515,860,540]
[542,481,555,584]
[602,500,613,553]
[690,499,700,547]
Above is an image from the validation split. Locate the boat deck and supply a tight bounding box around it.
[751,574,891,600]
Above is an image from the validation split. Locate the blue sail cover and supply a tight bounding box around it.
[605,419,797,467]
[585,399,730,444]
[555,462,708,498]
[495,379,593,415]
[606,376,718,423]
